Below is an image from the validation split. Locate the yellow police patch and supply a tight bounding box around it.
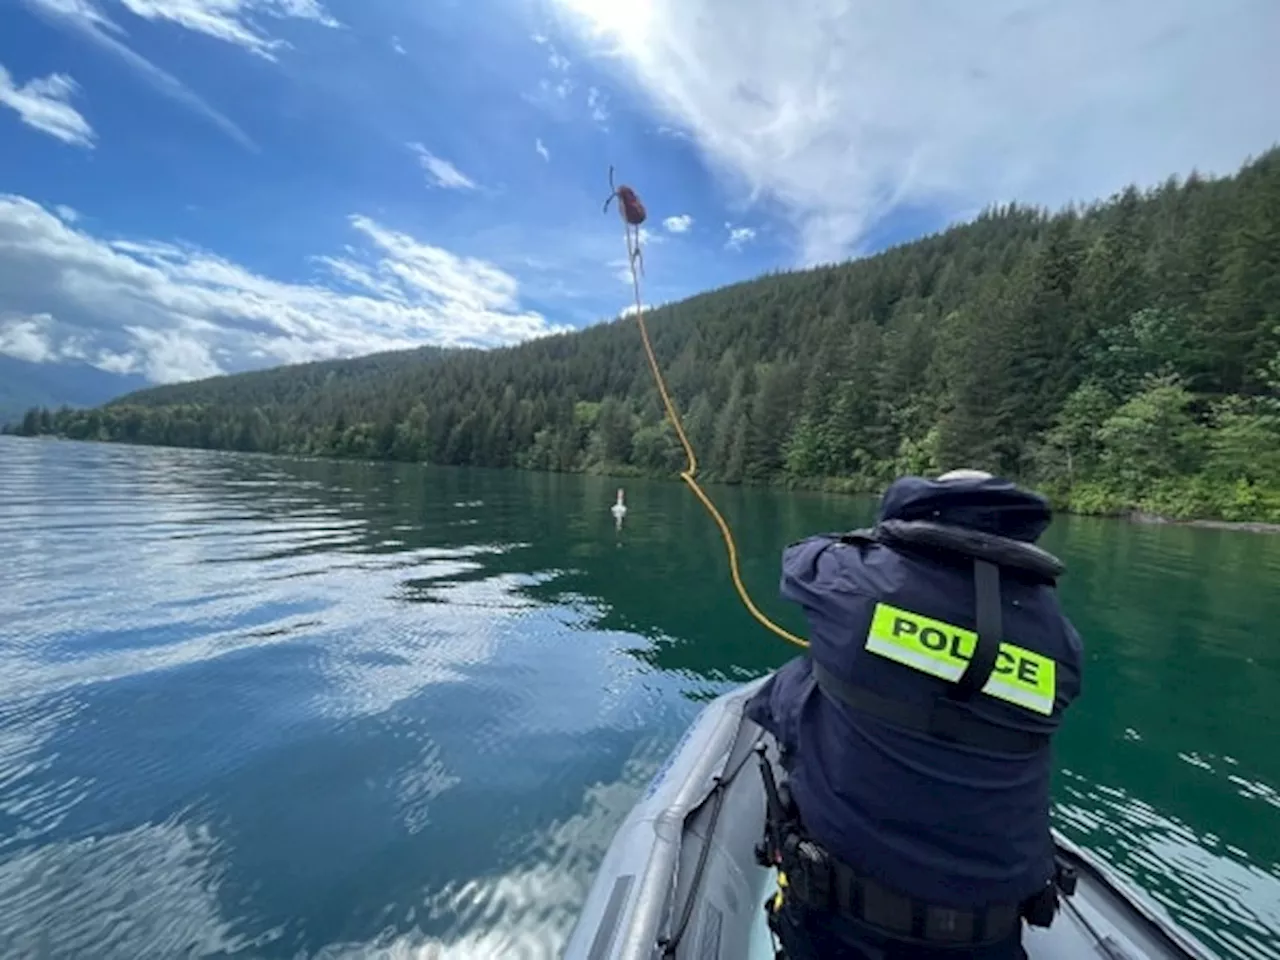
[865,603,1056,715]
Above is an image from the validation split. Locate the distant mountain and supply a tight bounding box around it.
[0,357,149,427]
[2,346,453,429]
[15,149,1280,523]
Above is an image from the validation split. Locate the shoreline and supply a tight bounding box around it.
[7,433,1280,534]
[1125,511,1280,535]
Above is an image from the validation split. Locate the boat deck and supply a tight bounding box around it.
[566,678,1217,960]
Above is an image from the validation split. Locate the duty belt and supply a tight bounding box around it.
[753,745,1075,948]
[773,831,1065,946]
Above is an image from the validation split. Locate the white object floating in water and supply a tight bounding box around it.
[611,488,628,522]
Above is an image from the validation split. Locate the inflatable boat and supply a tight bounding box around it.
[566,678,1218,960]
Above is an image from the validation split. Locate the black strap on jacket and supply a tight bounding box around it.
[814,526,1053,754]
[812,661,1048,754]
[842,525,1013,704]
[952,557,1002,701]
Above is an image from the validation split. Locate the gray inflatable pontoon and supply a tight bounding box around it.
[566,679,1219,960]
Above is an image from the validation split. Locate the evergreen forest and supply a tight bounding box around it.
[11,148,1280,522]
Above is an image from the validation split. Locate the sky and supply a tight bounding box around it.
[0,0,1277,386]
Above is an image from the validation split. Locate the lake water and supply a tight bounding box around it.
[1,436,1278,959]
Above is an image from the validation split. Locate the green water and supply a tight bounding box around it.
[1,437,1277,958]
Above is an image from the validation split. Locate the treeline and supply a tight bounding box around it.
[11,149,1280,521]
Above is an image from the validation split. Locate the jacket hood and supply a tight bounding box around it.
[877,475,1052,543]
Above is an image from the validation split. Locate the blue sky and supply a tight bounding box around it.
[0,0,1277,385]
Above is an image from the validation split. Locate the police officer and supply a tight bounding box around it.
[746,470,1083,959]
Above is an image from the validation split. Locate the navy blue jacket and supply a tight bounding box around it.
[745,475,1083,909]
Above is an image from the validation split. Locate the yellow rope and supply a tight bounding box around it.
[617,211,809,650]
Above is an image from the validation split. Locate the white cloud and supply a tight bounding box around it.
[0,65,95,148]
[32,0,340,60]
[610,257,634,287]
[525,55,588,113]
[0,194,568,384]
[0,314,59,363]
[410,144,478,191]
[54,204,80,222]
[391,34,406,55]
[525,34,580,108]
[34,0,121,30]
[21,0,254,148]
[542,77,574,100]
[535,137,551,162]
[587,85,609,124]
[725,224,755,250]
[662,214,693,234]
[555,0,1280,265]
[124,324,223,382]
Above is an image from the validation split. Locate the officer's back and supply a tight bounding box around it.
[746,471,1083,924]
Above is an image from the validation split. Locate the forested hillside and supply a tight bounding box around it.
[12,149,1280,521]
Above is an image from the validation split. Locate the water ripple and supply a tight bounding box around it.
[1057,770,1280,960]
[2,438,1277,959]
